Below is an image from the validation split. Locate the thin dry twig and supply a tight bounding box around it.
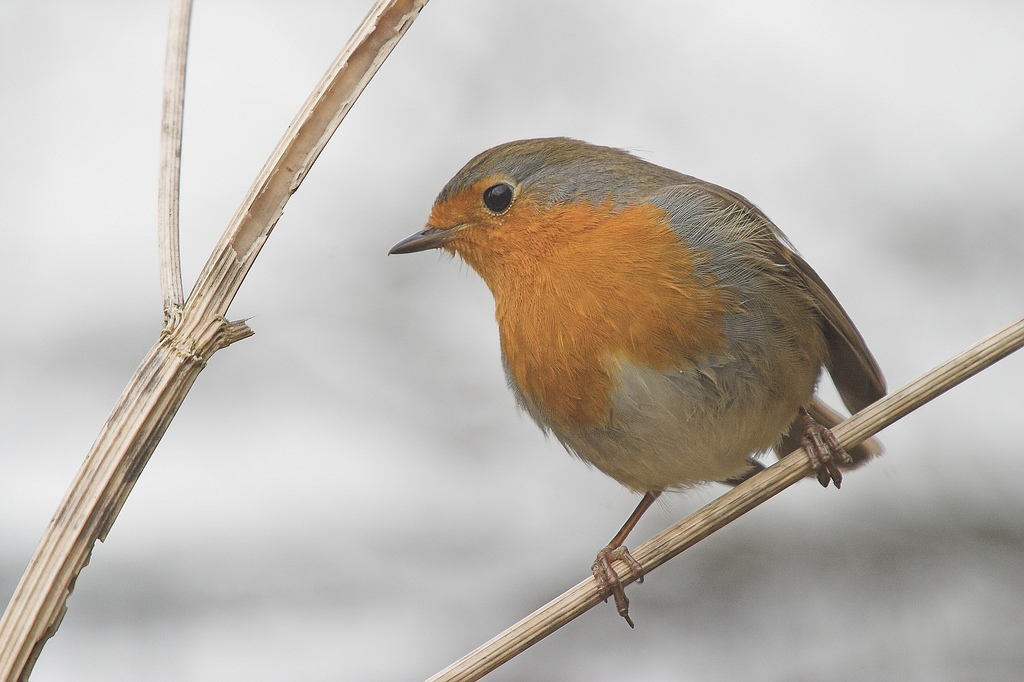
[0,3,429,680]
[426,314,1024,682]
[157,0,192,321]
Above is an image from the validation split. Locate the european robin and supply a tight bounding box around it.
[390,137,886,626]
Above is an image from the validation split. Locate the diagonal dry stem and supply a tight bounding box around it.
[0,3,429,681]
[425,314,1024,682]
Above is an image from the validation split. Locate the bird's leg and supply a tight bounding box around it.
[592,490,660,628]
[799,406,854,489]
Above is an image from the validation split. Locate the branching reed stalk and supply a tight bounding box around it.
[0,2,429,680]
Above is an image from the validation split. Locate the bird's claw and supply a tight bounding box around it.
[799,406,853,489]
[592,545,644,628]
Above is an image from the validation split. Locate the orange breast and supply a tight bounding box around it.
[445,196,731,428]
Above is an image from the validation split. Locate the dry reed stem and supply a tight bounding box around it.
[0,2,429,680]
[157,0,192,320]
[426,314,1024,682]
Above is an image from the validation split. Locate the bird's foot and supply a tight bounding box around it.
[799,406,853,489]
[592,545,644,628]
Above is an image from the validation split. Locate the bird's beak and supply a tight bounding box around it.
[388,224,464,255]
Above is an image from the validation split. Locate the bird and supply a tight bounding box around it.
[389,137,886,627]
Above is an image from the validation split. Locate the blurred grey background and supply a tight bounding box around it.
[1,1,1022,680]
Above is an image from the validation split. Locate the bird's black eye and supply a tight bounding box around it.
[482,183,513,213]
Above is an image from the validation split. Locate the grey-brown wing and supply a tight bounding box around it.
[686,180,886,414]
[785,248,885,412]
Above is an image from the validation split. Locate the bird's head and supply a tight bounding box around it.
[388,137,673,282]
